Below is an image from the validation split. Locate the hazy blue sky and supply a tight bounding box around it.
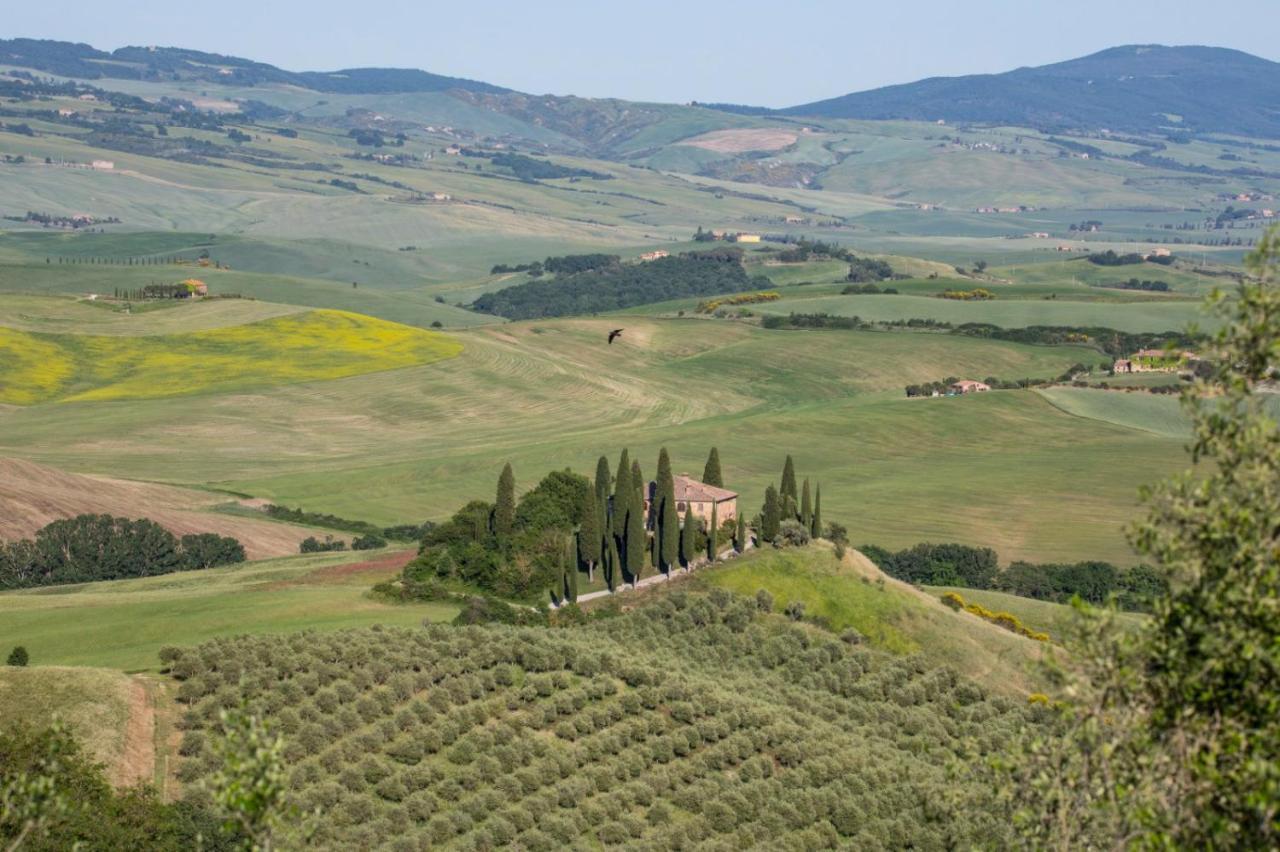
[7,0,1278,106]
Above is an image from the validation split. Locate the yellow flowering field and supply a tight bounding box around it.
[0,310,462,405]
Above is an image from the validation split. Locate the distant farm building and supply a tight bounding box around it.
[181,279,208,297]
[91,160,115,170]
[735,234,762,243]
[1147,247,1172,258]
[1029,232,1050,239]
[645,474,738,528]
[638,250,669,262]
[444,145,462,155]
[1116,349,1194,373]
[950,380,991,394]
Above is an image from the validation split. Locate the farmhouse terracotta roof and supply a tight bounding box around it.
[672,474,737,502]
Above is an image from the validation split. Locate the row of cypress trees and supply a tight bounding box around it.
[760,454,822,543]
[568,446,741,601]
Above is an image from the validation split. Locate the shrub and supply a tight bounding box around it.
[7,645,29,666]
[351,533,387,551]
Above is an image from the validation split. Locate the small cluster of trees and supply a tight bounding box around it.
[773,239,853,263]
[841,282,899,295]
[0,515,244,589]
[1087,249,1155,266]
[299,536,347,553]
[756,455,828,553]
[861,541,1167,611]
[845,256,895,283]
[1095,277,1171,292]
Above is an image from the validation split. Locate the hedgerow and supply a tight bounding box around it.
[166,590,1030,848]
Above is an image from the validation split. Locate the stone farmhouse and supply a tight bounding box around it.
[950,380,991,394]
[645,474,738,528]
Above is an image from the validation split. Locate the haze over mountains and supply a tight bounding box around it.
[4,38,1279,139]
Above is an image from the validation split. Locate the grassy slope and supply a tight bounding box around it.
[0,666,133,776]
[694,545,1047,695]
[0,549,457,672]
[1037,386,1191,439]
[0,305,1185,563]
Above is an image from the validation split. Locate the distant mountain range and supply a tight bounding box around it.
[0,38,508,95]
[4,39,1278,140]
[774,45,1280,138]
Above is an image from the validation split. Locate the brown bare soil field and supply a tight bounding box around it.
[677,128,800,153]
[0,457,321,559]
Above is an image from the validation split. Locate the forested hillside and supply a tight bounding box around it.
[473,249,769,319]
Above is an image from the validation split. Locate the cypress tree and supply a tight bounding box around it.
[631,459,644,517]
[702,447,723,488]
[800,478,812,531]
[680,505,697,569]
[594,455,611,506]
[625,496,645,587]
[735,513,746,553]
[606,534,620,593]
[656,448,678,573]
[577,485,601,582]
[708,501,719,562]
[812,484,822,538]
[781,455,797,505]
[762,485,781,543]
[566,537,579,603]
[612,450,631,540]
[494,463,515,540]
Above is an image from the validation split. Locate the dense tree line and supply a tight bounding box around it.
[773,239,853,263]
[1095,250,1146,265]
[480,152,609,182]
[861,542,1167,611]
[1094,277,1171,292]
[473,249,769,320]
[262,504,430,542]
[0,515,244,589]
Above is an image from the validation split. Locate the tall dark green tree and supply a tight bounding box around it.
[800,478,812,531]
[680,506,698,569]
[577,485,601,582]
[493,463,516,540]
[565,537,579,603]
[708,501,719,562]
[735,513,746,553]
[781,455,797,505]
[594,455,612,505]
[612,450,631,540]
[605,534,620,593]
[631,459,644,518]
[656,448,678,573]
[625,496,646,587]
[702,447,723,488]
[811,484,822,538]
[761,485,782,543]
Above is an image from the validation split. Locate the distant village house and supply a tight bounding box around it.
[950,380,991,394]
[638,250,669,262]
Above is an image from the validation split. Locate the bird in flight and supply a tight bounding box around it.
[607,328,624,344]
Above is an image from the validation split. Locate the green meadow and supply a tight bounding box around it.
[0,549,457,672]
